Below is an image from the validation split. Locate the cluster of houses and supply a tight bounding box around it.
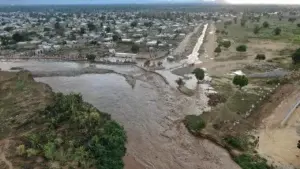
[0,10,205,62]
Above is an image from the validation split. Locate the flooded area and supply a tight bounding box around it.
[0,61,239,169]
[0,22,241,169]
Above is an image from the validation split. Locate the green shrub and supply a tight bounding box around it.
[222,40,231,48]
[131,44,140,53]
[236,45,247,52]
[214,46,222,53]
[255,54,266,61]
[291,48,300,64]
[192,68,205,82]
[26,148,39,157]
[224,136,248,151]
[253,25,260,34]
[184,115,206,132]
[233,75,248,89]
[234,154,271,169]
[262,21,269,28]
[16,145,26,156]
[274,27,281,35]
[86,54,96,62]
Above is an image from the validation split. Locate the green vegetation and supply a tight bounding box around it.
[222,40,231,48]
[20,93,127,169]
[291,48,300,64]
[234,154,271,169]
[233,75,249,89]
[255,54,266,61]
[192,68,205,82]
[262,21,269,28]
[86,54,96,62]
[224,135,249,151]
[253,25,260,34]
[131,44,140,53]
[214,46,222,54]
[184,115,206,132]
[274,27,281,35]
[236,45,247,52]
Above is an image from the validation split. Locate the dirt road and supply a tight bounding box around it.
[257,86,300,167]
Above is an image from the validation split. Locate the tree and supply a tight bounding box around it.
[176,78,185,86]
[297,23,300,28]
[288,17,297,23]
[233,17,237,24]
[236,45,247,52]
[4,26,14,32]
[192,68,205,83]
[263,21,269,28]
[214,46,222,54]
[297,140,300,149]
[131,44,140,53]
[233,75,248,89]
[253,25,260,34]
[105,26,111,33]
[222,40,231,48]
[274,27,281,35]
[80,27,85,35]
[130,21,138,28]
[291,48,300,64]
[12,32,25,42]
[87,22,96,31]
[255,54,266,61]
[241,19,246,27]
[112,34,121,42]
[86,54,96,62]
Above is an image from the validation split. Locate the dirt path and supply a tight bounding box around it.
[0,139,13,169]
[173,24,202,56]
[257,86,300,167]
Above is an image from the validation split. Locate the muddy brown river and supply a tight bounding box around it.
[0,61,239,169]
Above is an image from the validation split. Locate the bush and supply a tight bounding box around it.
[241,19,246,27]
[214,46,222,53]
[16,145,26,156]
[12,32,26,42]
[184,115,206,132]
[274,27,281,35]
[255,54,266,61]
[131,44,140,53]
[222,40,231,48]
[234,154,270,169]
[112,34,121,42]
[86,54,96,62]
[253,25,260,34]
[233,75,248,89]
[26,148,39,157]
[297,23,300,28]
[224,136,248,151]
[291,48,300,64]
[236,45,247,52]
[176,78,185,86]
[262,21,269,28]
[192,68,205,82]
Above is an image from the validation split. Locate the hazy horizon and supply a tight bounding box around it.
[0,0,299,5]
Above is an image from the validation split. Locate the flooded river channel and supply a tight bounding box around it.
[0,61,239,169]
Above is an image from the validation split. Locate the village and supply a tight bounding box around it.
[0,4,300,169]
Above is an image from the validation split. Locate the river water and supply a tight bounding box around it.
[0,61,239,169]
[0,23,240,169]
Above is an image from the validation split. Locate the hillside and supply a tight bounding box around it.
[0,71,126,169]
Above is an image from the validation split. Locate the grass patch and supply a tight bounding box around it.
[184,115,206,132]
[224,135,249,151]
[234,154,272,169]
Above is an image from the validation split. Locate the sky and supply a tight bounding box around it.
[0,0,300,5]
